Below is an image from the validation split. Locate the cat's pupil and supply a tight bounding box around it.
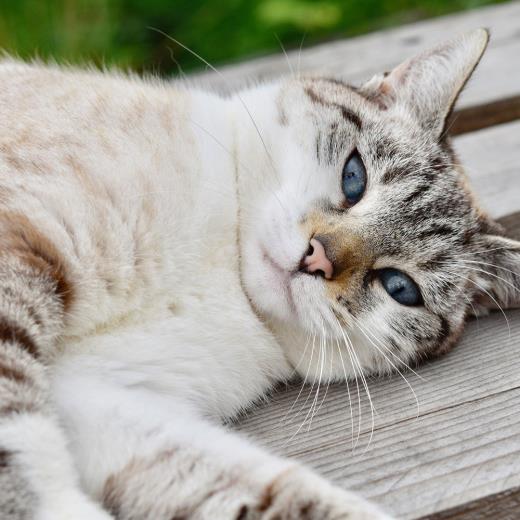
[342,150,367,206]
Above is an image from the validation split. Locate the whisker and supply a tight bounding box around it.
[313,326,334,419]
[353,317,421,419]
[307,319,327,431]
[297,34,306,78]
[287,332,321,443]
[188,118,289,215]
[332,314,372,452]
[280,329,315,429]
[335,337,355,452]
[349,336,376,457]
[443,261,520,297]
[453,245,520,257]
[337,303,427,382]
[448,258,520,283]
[427,269,482,324]
[167,45,187,81]
[275,34,294,77]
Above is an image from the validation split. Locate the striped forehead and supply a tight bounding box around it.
[302,79,480,288]
[302,78,434,169]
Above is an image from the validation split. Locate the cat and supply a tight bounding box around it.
[0,27,518,519]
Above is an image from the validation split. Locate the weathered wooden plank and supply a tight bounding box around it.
[422,485,520,519]
[193,2,520,133]
[314,381,520,518]
[452,120,520,219]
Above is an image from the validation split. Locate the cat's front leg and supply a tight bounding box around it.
[98,415,391,520]
[0,253,111,519]
[1,412,113,520]
[53,322,392,520]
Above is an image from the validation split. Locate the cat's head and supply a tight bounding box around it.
[237,29,520,381]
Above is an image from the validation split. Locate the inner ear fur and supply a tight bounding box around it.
[360,29,489,138]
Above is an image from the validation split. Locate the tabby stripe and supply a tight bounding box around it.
[403,184,431,204]
[417,224,456,240]
[0,287,44,327]
[326,132,335,162]
[315,129,322,163]
[0,449,10,468]
[387,337,404,354]
[304,87,362,130]
[0,403,38,416]
[0,358,28,383]
[0,318,38,357]
[382,168,402,184]
[338,107,362,129]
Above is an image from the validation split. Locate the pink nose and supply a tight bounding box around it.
[301,238,334,279]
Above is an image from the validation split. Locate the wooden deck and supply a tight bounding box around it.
[201,3,520,518]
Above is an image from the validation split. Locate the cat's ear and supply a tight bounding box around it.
[361,29,489,138]
[471,234,520,314]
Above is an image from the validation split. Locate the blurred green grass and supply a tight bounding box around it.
[0,0,509,76]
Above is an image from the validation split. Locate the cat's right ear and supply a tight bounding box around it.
[360,29,489,138]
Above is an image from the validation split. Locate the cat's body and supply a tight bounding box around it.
[1,29,519,519]
[0,63,297,518]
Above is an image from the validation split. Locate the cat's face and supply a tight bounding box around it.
[239,29,520,381]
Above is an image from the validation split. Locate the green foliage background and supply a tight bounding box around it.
[0,0,508,76]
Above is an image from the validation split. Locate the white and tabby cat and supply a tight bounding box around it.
[0,28,518,519]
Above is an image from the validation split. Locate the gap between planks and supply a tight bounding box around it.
[450,94,520,136]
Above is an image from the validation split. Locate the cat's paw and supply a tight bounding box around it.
[253,467,393,520]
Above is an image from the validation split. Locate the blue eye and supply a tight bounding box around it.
[342,150,366,205]
[378,268,423,307]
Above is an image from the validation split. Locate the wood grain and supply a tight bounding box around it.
[452,119,520,220]
[422,486,520,519]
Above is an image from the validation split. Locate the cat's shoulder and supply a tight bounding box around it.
[0,57,195,126]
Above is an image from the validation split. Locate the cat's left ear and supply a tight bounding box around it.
[362,29,489,138]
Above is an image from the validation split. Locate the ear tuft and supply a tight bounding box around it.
[361,29,489,137]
